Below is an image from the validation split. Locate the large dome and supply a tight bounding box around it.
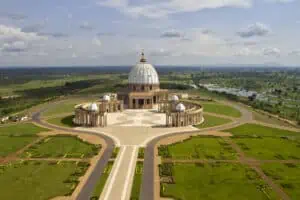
[128,52,159,85]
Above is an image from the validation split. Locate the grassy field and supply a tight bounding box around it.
[90,161,114,200]
[195,114,232,129]
[160,163,277,200]
[130,161,144,200]
[0,136,37,157]
[0,161,89,200]
[0,123,49,136]
[158,136,237,160]
[261,163,300,200]
[43,102,77,117]
[47,115,75,128]
[22,136,100,158]
[233,137,300,160]
[201,102,242,118]
[225,123,300,137]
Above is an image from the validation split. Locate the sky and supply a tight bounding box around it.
[0,0,300,67]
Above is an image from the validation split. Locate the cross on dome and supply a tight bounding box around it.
[140,49,147,63]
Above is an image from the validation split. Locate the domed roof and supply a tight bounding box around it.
[176,103,186,112]
[128,51,159,85]
[103,95,111,101]
[88,103,98,112]
[171,95,179,101]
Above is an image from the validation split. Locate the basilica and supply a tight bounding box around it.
[73,51,203,127]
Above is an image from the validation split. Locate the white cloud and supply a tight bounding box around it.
[0,24,47,42]
[161,29,182,38]
[237,22,271,38]
[93,38,102,46]
[97,0,252,18]
[1,41,28,52]
[79,21,94,30]
[263,47,281,57]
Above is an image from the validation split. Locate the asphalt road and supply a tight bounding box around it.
[31,108,115,200]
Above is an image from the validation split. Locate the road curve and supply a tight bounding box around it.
[31,108,115,200]
[140,101,253,200]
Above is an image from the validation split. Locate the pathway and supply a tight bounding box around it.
[100,146,138,200]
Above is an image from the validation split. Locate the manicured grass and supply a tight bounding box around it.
[158,136,237,160]
[90,161,114,200]
[225,123,300,137]
[195,114,232,129]
[47,115,76,128]
[111,147,120,159]
[22,135,101,158]
[0,136,37,157]
[262,163,300,200]
[0,123,49,136]
[130,161,144,200]
[160,163,277,200]
[138,148,144,159]
[233,137,300,160]
[0,161,89,200]
[201,102,242,118]
[43,101,77,117]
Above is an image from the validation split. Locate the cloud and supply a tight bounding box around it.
[0,12,28,20]
[161,30,182,38]
[80,22,94,30]
[263,47,281,57]
[237,22,271,38]
[150,48,173,57]
[97,32,116,36]
[97,0,252,18]
[1,41,28,53]
[21,24,45,33]
[265,0,296,3]
[93,38,102,46]
[289,50,300,56]
[39,32,69,38]
[0,24,47,42]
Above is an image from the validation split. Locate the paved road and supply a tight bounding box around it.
[31,108,115,200]
[100,145,138,200]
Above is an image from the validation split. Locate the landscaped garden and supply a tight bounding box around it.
[195,114,232,129]
[261,163,300,200]
[158,136,237,160]
[160,163,277,200]
[225,123,299,137]
[130,161,144,200]
[90,161,114,200]
[233,137,300,160]
[0,161,89,200]
[22,135,101,158]
[0,123,49,157]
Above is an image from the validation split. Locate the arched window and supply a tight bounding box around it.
[141,85,145,91]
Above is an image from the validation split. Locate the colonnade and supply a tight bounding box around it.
[73,109,107,127]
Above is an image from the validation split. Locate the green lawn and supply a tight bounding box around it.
[43,101,77,117]
[262,163,300,200]
[201,102,242,118]
[22,136,100,158]
[0,136,37,157]
[225,123,300,137]
[195,114,232,129]
[0,123,49,136]
[47,115,76,128]
[130,161,144,200]
[160,163,277,200]
[0,161,89,200]
[158,136,237,160]
[90,161,114,200]
[233,137,300,160]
